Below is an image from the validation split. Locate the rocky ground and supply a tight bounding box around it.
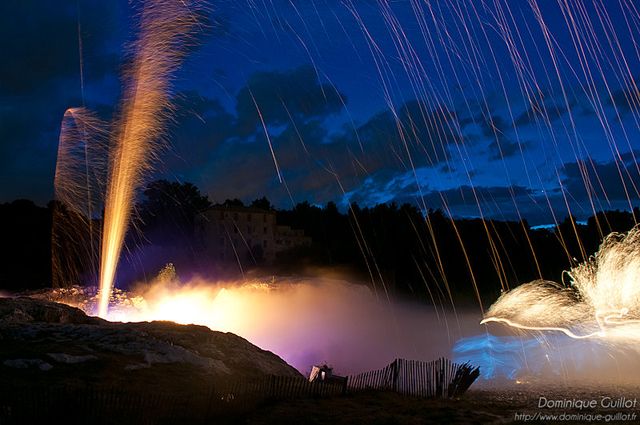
[0,297,300,392]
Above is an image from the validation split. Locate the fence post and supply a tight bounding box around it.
[270,375,275,399]
[392,359,399,393]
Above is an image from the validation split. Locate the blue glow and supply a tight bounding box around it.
[453,331,639,384]
[453,334,542,380]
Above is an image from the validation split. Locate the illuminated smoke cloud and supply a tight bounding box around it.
[49,274,483,375]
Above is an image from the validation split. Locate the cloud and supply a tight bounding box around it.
[420,155,640,223]
[234,66,346,136]
[477,114,528,160]
[166,91,237,167]
[432,185,533,208]
[561,154,640,205]
[0,84,87,200]
[340,164,625,225]
[165,94,342,205]
[422,185,570,225]
[342,173,556,222]
[353,100,458,165]
[342,170,421,207]
[487,139,527,161]
[165,75,466,208]
[513,99,572,127]
[608,86,640,116]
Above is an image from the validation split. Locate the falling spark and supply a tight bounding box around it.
[53,108,108,288]
[250,89,283,183]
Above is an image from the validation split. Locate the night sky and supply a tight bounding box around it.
[1,0,639,225]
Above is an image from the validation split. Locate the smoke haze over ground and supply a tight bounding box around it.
[30,261,640,385]
[38,274,483,376]
[116,276,490,376]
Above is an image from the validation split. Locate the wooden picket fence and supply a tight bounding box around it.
[212,374,348,401]
[210,357,479,401]
[0,378,349,425]
[0,359,479,424]
[208,357,479,402]
[347,357,480,398]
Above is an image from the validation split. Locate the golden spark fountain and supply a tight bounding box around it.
[98,0,202,317]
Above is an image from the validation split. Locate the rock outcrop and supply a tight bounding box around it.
[0,297,301,392]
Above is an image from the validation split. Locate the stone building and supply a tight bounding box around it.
[196,205,310,266]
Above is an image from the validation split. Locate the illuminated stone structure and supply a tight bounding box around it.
[197,205,310,265]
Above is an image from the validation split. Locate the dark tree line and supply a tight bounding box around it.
[276,201,640,305]
[0,200,52,291]
[1,180,638,307]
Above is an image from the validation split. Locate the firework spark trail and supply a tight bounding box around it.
[54,109,109,219]
[400,1,537,299]
[43,0,640,353]
[522,0,640,256]
[437,0,638,269]
[553,1,636,218]
[250,90,283,183]
[463,4,539,239]
[340,1,634,319]
[491,1,588,265]
[344,1,468,318]
[284,2,624,316]
[446,2,531,293]
[482,225,640,342]
[374,2,481,323]
[98,0,202,317]
[53,108,108,288]
[416,2,511,301]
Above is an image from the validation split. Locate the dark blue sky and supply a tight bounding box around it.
[1,0,639,225]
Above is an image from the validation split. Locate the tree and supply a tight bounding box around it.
[222,198,244,207]
[138,180,212,243]
[250,196,274,210]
